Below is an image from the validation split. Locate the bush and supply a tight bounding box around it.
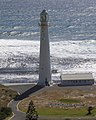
[86,106,93,115]
[0,112,7,120]
[0,107,12,119]
[1,107,12,116]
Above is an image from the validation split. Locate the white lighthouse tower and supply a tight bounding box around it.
[38,10,51,86]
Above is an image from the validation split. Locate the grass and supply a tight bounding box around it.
[38,107,96,117]
[37,107,96,117]
[59,99,81,104]
[37,107,85,116]
[20,106,96,117]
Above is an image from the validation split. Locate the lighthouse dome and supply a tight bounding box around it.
[40,10,49,22]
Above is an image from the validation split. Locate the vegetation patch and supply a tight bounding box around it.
[0,84,17,120]
[59,99,81,104]
[37,107,96,117]
[0,107,12,120]
[22,103,96,117]
[0,84,17,107]
[19,86,96,117]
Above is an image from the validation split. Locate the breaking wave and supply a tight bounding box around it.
[0,39,96,83]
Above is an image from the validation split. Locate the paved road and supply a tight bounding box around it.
[9,100,26,120]
[8,85,31,120]
[9,84,44,120]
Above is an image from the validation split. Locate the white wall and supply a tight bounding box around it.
[38,22,51,86]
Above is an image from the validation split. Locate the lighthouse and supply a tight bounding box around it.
[38,10,51,86]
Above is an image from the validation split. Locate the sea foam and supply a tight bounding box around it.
[0,39,96,83]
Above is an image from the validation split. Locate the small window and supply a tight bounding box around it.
[84,80,86,83]
[75,80,77,83]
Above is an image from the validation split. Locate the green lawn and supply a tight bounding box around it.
[37,107,96,117]
[59,99,81,104]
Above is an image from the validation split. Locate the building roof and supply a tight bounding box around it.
[61,73,94,81]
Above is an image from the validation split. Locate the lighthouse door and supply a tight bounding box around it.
[45,78,49,86]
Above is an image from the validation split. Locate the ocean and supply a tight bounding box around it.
[0,0,96,83]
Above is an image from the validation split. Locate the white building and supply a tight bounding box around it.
[60,73,94,86]
[38,10,51,86]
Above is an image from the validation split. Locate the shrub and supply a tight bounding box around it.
[0,112,7,120]
[86,106,93,115]
[1,107,12,116]
[0,107,12,119]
